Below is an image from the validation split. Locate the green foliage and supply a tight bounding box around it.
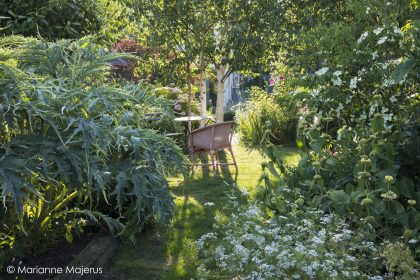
[392,57,416,82]
[139,0,285,86]
[0,36,186,265]
[0,0,141,43]
[382,242,420,279]
[153,86,200,116]
[223,111,235,122]
[0,0,102,39]
[210,0,284,73]
[256,0,420,261]
[235,87,298,145]
[392,20,420,82]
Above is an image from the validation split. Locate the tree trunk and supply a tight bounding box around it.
[199,51,207,127]
[215,65,225,122]
[187,60,192,132]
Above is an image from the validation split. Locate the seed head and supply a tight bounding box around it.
[408,199,416,206]
[313,174,322,181]
[381,191,398,201]
[361,197,373,206]
[384,175,393,183]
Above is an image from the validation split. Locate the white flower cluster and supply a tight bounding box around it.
[196,201,384,279]
[240,204,260,219]
[373,27,384,35]
[382,78,395,88]
[377,36,387,45]
[331,70,342,86]
[315,67,329,76]
[356,24,403,48]
[357,31,369,44]
[336,103,344,117]
[381,107,393,130]
[349,77,358,89]
[196,232,217,248]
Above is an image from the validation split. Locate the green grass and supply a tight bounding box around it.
[109,143,302,279]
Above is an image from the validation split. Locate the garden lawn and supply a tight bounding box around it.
[109,143,301,279]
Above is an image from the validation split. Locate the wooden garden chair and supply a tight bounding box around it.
[188,121,238,175]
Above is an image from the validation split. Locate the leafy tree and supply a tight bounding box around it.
[209,0,284,121]
[137,0,284,121]
[138,1,214,127]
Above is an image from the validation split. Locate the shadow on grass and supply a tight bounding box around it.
[192,150,237,182]
[110,153,242,280]
[109,144,296,279]
[166,175,242,278]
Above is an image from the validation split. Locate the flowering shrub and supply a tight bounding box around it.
[196,192,388,279]
[260,1,420,258]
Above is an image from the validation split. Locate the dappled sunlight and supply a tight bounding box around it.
[4,1,418,279]
[109,143,297,279]
[274,146,304,167]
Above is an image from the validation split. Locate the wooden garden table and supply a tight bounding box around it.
[174,115,215,133]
